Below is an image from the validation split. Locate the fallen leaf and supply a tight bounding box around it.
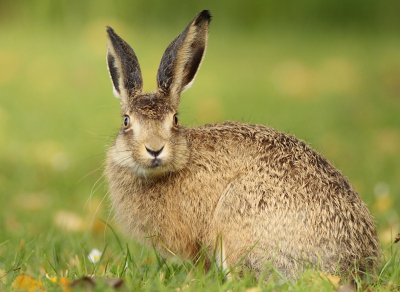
[144,258,154,265]
[11,274,45,291]
[394,233,400,244]
[320,272,341,287]
[46,274,71,292]
[70,276,124,290]
[306,272,341,287]
[57,277,71,287]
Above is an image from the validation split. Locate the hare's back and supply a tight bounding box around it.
[189,121,363,204]
[188,121,349,191]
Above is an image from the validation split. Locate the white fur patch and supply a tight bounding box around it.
[181,77,195,92]
[111,139,134,168]
[133,121,141,135]
[113,87,121,98]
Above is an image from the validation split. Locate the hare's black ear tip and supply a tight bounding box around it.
[106,26,115,35]
[197,10,212,23]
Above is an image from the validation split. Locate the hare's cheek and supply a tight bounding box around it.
[110,138,135,167]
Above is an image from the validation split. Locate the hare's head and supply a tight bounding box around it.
[106,10,211,177]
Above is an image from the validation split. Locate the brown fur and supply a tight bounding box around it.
[104,10,381,281]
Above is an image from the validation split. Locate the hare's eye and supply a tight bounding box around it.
[123,116,130,128]
[173,114,179,127]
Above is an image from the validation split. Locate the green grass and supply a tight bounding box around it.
[1,6,400,291]
[0,231,399,291]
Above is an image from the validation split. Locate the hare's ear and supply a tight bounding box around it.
[156,10,211,108]
[106,26,143,102]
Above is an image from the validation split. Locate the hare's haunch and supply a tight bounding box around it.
[105,10,381,280]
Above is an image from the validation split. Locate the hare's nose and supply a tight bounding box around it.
[146,146,164,158]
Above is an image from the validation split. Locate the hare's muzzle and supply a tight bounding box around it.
[145,143,165,169]
[146,146,164,168]
[146,146,164,158]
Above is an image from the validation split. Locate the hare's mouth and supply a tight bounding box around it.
[150,158,162,169]
[130,160,167,177]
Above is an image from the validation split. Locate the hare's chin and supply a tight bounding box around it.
[132,166,169,178]
[129,160,170,177]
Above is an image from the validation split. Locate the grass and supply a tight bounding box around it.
[0,231,399,291]
[0,7,400,291]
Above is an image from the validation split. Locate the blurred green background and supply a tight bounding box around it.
[0,0,399,259]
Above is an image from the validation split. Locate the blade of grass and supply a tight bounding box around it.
[156,236,189,275]
[118,249,129,278]
[152,243,172,276]
[125,243,139,273]
[100,219,124,255]
[0,240,9,248]
[44,253,60,276]
[0,267,21,280]
[223,240,259,279]
[264,261,293,288]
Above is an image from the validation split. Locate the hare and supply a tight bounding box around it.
[105,10,381,281]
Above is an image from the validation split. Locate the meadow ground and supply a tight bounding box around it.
[0,5,400,291]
